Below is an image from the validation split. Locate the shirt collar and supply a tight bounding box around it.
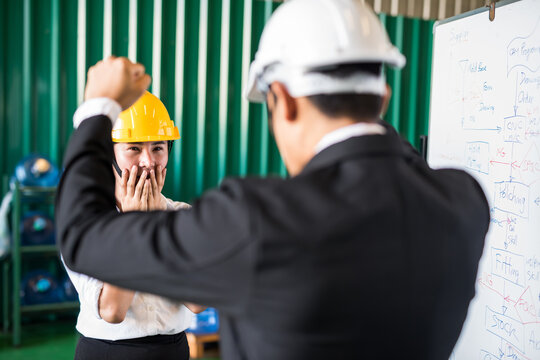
[314,122,386,154]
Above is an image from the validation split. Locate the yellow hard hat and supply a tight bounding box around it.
[112,91,180,143]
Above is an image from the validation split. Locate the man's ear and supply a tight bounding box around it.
[380,84,392,118]
[270,82,297,121]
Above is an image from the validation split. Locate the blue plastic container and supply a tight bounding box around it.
[20,270,64,305]
[187,307,220,334]
[20,211,55,246]
[61,276,79,301]
[12,154,60,187]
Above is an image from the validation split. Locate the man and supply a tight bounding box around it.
[57,1,489,359]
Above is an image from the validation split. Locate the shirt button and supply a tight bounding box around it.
[148,305,154,311]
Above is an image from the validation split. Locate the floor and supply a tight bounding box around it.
[0,317,220,360]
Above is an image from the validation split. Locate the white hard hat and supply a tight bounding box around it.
[245,0,406,103]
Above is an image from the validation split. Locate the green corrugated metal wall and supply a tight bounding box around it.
[0,0,435,202]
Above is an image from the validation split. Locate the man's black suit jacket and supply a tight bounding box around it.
[57,115,489,359]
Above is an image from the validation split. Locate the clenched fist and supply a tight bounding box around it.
[84,56,151,110]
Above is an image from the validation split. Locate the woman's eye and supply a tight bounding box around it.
[128,147,141,152]
[153,147,163,152]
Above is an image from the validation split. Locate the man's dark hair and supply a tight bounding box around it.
[306,63,384,121]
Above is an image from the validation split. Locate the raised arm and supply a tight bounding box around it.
[57,58,256,315]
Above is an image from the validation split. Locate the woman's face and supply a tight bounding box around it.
[113,141,169,176]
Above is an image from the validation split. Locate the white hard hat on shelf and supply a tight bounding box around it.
[245,0,406,103]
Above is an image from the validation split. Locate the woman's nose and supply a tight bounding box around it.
[139,149,155,168]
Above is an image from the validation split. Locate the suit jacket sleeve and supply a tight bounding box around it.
[56,116,256,315]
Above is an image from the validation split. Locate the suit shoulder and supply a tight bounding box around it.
[432,168,490,224]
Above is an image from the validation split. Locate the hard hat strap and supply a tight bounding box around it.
[112,158,123,178]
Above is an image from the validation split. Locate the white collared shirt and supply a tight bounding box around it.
[73,98,122,128]
[63,198,194,340]
[314,122,386,154]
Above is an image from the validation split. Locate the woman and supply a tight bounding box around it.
[64,92,204,360]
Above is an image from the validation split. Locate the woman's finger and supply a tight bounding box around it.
[113,166,128,189]
[141,180,149,211]
[126,165,138,196]
[156,165,166,191]
[155,165,162,188]
[120,168,128,189]
[148,175,153,200]
[133,169,147,199]
[150,169,159,199]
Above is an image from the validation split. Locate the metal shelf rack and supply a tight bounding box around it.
[3,182,79,346]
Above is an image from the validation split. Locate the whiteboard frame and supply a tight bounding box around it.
[434,0,522,29]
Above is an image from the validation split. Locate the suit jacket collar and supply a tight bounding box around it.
[301,133,406,175]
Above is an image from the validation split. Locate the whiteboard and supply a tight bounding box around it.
[427,0,540,359]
